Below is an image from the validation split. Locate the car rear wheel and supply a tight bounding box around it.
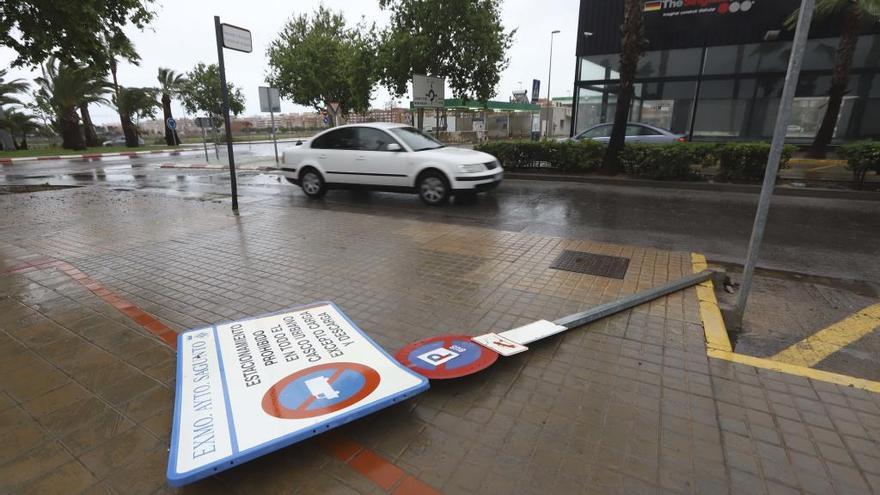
[417,171,450,206]
[300,168,326,198]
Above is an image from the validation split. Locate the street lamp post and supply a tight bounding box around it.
[545,30,561,139]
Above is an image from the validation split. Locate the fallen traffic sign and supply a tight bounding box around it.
[471,333,528,356]
[167,302,429,486]
[394,334,498,380]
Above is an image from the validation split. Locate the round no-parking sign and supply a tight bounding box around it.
[394,334,498,380]
[262,362,380,419]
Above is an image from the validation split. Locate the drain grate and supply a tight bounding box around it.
[550,250,630,279]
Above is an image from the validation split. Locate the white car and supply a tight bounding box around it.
[280,123,503,205]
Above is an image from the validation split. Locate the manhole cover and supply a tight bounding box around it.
[550,250,630,279]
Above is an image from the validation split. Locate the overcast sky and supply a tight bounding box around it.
[0,0,580,125]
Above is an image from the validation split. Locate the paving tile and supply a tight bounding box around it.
[16,460,97,495]
[0,440,73,491]
[78,426,161,480]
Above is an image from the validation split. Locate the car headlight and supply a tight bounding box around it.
[458,163,487,173]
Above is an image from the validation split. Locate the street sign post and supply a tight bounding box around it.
[166,117,179,146]
[258,86,281,164]
[195,117,210,162]
[731,0,815,327]
[167,302,429,486]
[214,16,251,214]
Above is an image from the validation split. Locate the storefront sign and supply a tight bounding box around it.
[167,302,429,486]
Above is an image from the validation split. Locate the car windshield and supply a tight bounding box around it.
[388,127,444,151]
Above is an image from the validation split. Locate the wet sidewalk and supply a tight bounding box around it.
[0,186,877,494]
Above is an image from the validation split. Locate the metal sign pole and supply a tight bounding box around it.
[270,109,278,164]
[201,126,209,162]
[733,0,814,324]
[214,15,239,214]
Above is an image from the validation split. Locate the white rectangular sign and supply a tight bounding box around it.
[412,74,445,108]
[472,333,528,356]
[221,23,253,53]
[498,320,567,345]
[167,302,429,486]
[258,87,281,113]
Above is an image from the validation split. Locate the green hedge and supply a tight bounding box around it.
[620,143,717,179]
[475,139,604,173]
[715,142,796,180]
[477,139,795,181]
[838,141,880,185]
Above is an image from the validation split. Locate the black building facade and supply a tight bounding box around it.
[573,0,880,142]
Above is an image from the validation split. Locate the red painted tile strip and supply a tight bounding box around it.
[4,255,440,494]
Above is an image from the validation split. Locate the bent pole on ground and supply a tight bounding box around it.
[734,0,815,321]
[554,269,715,330]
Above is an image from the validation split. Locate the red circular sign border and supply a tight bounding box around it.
[262,362,381,419]
[394,334,499,380]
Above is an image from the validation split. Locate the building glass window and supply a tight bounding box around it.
[637,48,703,78]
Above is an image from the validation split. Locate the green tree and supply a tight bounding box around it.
[114,87,158,147]
[266,6,377,124]
[602,0,647,173]
[377,0,515,103]
[786,0,880,156]
[35,57,105,150]
[180,63,246,132]
[157,68,188,146]
[0,109,40,150]
[0,0,154,68]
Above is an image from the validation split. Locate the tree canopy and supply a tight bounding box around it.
[377,0,515,103]
[0,0,154,68]
[266,6,378,118]
[180,63,246,128]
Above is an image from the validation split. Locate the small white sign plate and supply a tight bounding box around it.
[412,74,445,108]
[498,320,568,345]
[472,333,528,356]
[221,23,253,53]
[167,302,428,486]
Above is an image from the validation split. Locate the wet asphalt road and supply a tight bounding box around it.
[3,151,879,283]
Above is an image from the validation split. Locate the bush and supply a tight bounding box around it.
[838,141,880,185]
[476,139,604,173]
[716,142,796,180]
[620,142,718,179]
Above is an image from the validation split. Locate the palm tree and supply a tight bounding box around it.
[787,0,880,156]
[602,0,647,173]
[35,57,105,150]
[0,109,40,150]
[0,69,29,107]
[102,33,142,147]
[0,69,29,151]
[114,87,158,147]
[157,68,188,146]
[78,68,112,147]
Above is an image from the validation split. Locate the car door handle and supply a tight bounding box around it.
[318,154,328,159]
[356,155,366,161]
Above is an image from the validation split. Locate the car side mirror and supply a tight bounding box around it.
[386,143,402,152]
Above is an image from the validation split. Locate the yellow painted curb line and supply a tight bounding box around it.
[690,253,733,352]
[689,252,880,395]
[707,349,880,394]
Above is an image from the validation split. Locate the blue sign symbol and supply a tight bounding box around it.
[262,362,380,419]
[280,368,363,411]
[166,117,177,130]
[407,340,481,371]
[323,115,331,125]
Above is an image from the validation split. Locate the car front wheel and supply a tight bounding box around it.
[417,171,450,206]
[300,168,327,198]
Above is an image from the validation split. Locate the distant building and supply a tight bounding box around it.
[574,0,880,142]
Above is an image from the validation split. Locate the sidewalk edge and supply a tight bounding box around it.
[691,253,880,394]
